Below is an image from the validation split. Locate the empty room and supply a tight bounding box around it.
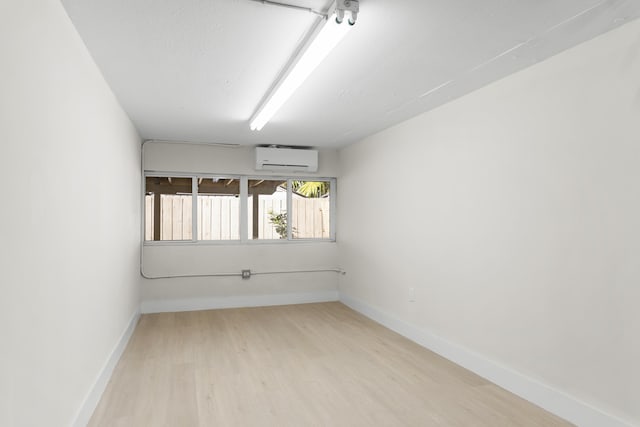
[1,0,639,426]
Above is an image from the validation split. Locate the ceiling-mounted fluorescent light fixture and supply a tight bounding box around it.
[249,0,359,131]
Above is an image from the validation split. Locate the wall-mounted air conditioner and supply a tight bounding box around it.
[255,146,318,172]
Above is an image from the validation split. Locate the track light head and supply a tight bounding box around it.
[348,10,357,25]
[336,0,359,25]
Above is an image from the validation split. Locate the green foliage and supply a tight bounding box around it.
[268,211,288,239]
[291,181,329,198]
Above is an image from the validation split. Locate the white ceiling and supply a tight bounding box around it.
[61,0,640,148]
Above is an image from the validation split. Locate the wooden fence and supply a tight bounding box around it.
[145,194,330,240]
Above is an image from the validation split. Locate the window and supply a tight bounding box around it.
[291,180,331,239]
[197,177,240,241]
[248,179,287,240]
[144,174,335,243]
[145,176,193,241]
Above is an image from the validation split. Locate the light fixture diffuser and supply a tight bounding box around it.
[249,12,353,131]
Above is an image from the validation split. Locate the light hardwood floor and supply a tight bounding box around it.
[89,302,572,426]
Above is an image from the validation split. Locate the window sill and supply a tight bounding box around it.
[143,239,336,247]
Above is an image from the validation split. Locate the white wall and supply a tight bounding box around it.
[338,19,640,426]
[0,1,141,426]
[141,142,340,311]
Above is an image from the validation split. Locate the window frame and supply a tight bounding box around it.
[143,171,336,245]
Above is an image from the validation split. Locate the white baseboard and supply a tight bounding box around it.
[141,289,339,314]
[339,293,635,427]
[71,310,140,427]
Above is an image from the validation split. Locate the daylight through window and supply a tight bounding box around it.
[144,175,335,243]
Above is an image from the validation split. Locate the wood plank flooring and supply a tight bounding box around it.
[89,302,572,426]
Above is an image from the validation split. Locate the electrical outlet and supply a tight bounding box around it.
[241,269,251,279]
[408,287,415,302]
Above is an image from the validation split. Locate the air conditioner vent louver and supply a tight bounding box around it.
[255,147,318,172]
